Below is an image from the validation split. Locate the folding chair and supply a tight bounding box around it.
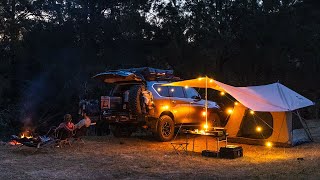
[55,128,73,147]
[170,123,189,154]
[73,126,88,144]
[171,142,189,154]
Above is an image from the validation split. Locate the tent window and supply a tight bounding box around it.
[237,110,273,139]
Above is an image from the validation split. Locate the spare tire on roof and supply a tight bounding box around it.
[128,85,145,115]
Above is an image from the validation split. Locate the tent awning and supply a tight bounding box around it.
[163,77,314,112]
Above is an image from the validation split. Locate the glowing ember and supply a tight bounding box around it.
[9,140,21,145]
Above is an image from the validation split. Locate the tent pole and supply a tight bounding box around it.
[296,110,313,142]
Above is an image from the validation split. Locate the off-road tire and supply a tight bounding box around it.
[128,85,144,115]
[110,124,133,137]
[156,115,175,142]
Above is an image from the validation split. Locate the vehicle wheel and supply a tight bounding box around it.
[156,115,175,142]
[110,124,133,137]
[128,85,145,115]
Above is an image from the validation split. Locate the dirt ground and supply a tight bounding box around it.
[1,134,320,180]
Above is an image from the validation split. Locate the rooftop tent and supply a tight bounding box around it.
[163,77,315,146]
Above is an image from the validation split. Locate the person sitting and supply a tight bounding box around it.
[73,112,91,139]
[55,114,75,140]
[74,112,91,130]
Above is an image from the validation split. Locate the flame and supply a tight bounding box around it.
[21,133,33,139]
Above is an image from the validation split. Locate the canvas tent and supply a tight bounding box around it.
[164,77,314,146]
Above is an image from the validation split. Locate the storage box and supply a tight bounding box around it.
[219,145,243,159]
[101,96,122,110]
[202,150,219,158]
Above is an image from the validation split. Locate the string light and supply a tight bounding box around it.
[220,92,225,96]
[202,111,207,117]
[203,124,208,130]
[157,87,161,92]
[256,126,262,132]
[234,102,239,106]
[266,141,273,148]
[250,110,255,115]
[184,85,189,89]
[226,108,233,114]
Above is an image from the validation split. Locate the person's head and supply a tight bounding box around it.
[64,114,72,122]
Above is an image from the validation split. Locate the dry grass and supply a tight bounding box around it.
[1,135,320,179]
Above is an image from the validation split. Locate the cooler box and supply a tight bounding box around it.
[202,150,219,158]
[219,145,243,159]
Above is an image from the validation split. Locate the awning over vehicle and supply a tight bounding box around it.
[92,71,142,83]
[163,77,314,112]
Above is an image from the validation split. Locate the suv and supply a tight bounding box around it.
[91,67,221,141]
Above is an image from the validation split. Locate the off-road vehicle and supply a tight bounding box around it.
[91,67,221,141]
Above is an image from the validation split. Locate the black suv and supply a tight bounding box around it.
[91,67,221,141]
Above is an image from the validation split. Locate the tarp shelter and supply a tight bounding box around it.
[164,77,314,146]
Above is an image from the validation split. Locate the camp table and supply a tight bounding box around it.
[183,128,228,153]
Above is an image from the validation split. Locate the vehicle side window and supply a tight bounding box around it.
[169,86,185,98]
[184,87,200,98]
[154,84,169,97]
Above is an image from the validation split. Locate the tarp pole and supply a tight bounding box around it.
[206,76,208,130]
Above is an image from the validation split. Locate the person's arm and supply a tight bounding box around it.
[55,123,65,131]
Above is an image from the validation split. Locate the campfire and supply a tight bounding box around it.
[21,133,33,139]
[9,130,34,146]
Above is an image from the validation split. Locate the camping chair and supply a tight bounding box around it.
[170,123,189,155]
[55,128,73,147]
[72,126,88,144]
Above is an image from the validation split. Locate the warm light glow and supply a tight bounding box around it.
[157,87,161,92]
[220,92,225,96]
[234,102,239,106]
[200,130,205,134]
[209,79,214,83]
[256,126,262,132]
[266,141,273,148]
[184,86,189,89]
[250,110,255,115]
[21,133,32,139]
[203,124,208,130]
[202,111,207,117]
[173,110,178,113]
[226,108,233,114]
[170,88,174,92]
[198,77,203,80]
[162,105,169,110]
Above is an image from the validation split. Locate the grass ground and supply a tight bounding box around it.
[1,135,320,179]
